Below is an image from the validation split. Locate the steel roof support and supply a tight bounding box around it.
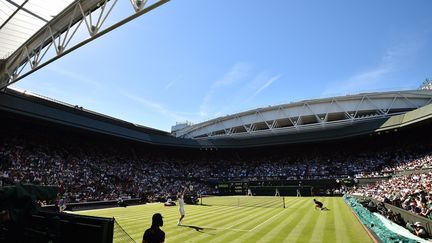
[398,93,421,109]
[353,96,365,119]
[364,95,385,115]
[304,102,322,123]
[177,91,432,139]
[332,98,354,119]
[0,0,170,90]
[256,110,272,130]
[130,0,148,12]
[386,97,397,114]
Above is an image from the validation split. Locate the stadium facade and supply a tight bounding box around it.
[2,87,432,149]
[172,90,432,139]
[1,0,431,149]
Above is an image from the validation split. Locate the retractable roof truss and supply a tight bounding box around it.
[0,0,170,90]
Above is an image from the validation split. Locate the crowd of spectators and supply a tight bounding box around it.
[0,137,216,203]
[355,149,432,178]
[1,130,432,204]
[351,172,432,221]
[351,171,432,239]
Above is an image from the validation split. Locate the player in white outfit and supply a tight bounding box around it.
[58,197,66,213]
[275,188,280,197]
[177,188,187,226]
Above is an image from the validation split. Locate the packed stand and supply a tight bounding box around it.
[0,137,216,203]
[351,172,432,221]
[1,133,432,203]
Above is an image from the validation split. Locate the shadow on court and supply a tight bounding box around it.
[199,204,213,206]
[179,225,217,235]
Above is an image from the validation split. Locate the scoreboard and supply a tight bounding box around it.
[217,181,248,194]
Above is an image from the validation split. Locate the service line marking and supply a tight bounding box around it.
[249,209,287,231]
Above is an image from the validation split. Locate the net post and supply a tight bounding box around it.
[283,197,285,208]
[200,194,202,205]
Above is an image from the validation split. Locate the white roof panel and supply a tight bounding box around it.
[0,0,171,89]
[0,0,74,59]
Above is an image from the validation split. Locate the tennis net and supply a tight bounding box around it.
[113,218,135,243]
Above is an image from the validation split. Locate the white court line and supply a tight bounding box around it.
[71,205,285,233]
[190,209,287,233]
[114,217,144,222]
[248,209,287,231]
[67,203,149,213]
[212,228,249,232]
[193,210,287,233]
[105,215,248,232]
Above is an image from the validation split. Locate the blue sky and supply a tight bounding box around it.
[12,0,432,131]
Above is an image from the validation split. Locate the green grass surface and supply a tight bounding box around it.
[76,196,373,243]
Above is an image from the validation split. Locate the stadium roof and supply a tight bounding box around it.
[0,0,169,89]
[173,90,432,139]
[3,86,432,148]
[0,0,74,59]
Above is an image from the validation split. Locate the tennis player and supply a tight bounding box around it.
[58,197,66,213]
[177,187,187,226]
[313,199,328,211]
[275,188,280,197]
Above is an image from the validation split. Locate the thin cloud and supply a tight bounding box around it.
[323,67,391,96]
[214,63,251,87]
[322,39,424,97]
[234,72,282,106]
[45,65,103,89]
[254,74,281,95]
[121,91,187,121]
[165,81,175,89]
[12,76,101,108]
[200,62,252,117]
[209,72,282,119]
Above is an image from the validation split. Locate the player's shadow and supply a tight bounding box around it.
[180,225,216,235]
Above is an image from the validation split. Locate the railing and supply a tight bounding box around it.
[350,194,432,236]
[42,198,143,212]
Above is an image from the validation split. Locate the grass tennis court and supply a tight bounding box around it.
[76,197,373,243]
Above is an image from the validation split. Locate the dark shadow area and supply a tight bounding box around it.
[179,225,216,235]
[199,204,213,207]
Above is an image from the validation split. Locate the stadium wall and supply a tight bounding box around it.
[0,88,202,147]
[2,88,432,148]
[376,103,432,131]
